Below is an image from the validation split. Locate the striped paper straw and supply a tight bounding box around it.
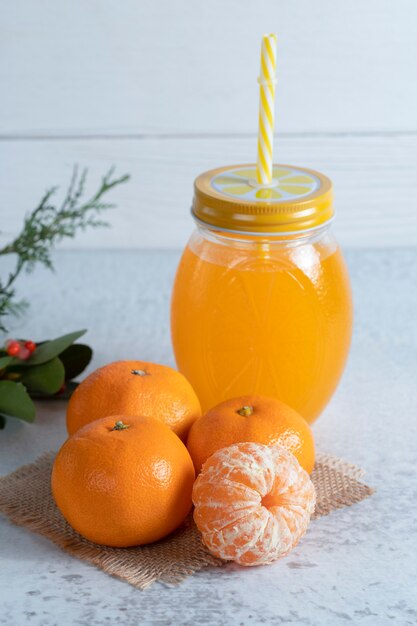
[256,34,277,185]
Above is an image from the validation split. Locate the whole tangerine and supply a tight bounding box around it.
[52,415,195,547]
[193,442,316,566]
[187,395,315,474]
[66,360,201,439]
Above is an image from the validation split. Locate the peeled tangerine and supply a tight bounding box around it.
[192,442,316,566]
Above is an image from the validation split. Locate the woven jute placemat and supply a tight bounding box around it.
[0,452,373,590]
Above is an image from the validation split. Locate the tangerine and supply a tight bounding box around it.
[52,415,195,547]
[66,360,201,439]
[187,395,315,474]
[192,442,315,566]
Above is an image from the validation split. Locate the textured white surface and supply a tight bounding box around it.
[1,248,417,625]
[2,0,417,135]
[2,0,417,249]
[1,134,417,250]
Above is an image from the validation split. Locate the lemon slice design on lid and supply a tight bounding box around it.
[212,166,319,202]
[193,163,333,235]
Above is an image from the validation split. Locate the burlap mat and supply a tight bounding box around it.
[0,452,373,590]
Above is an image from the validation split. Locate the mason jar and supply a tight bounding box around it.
[171,164,353,422]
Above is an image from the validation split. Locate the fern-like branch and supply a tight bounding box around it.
[0,166,130,331]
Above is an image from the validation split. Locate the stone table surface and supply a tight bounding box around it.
[1,248,417,626]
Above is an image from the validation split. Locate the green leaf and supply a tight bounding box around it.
[59,343,92,380]
[14,330,87,367]
[0,381,36,422]
[0,415,6,429]
[0,356,13,369]
[29,380,79,400]
[21,357,65,394]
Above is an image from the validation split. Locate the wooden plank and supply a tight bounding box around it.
[1,133,416,248]
[1,0,417,135]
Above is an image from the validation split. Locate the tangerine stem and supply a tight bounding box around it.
[237,406,254,417]
[131,369,149,376]
[111,420,130,431]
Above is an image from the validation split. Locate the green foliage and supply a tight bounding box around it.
[0,356,13,369]
[0,330,92,429]
[0,167,128,428]
[59,344,92,380]
[0,381,36,422]
[0,166,130,332]
[21,357,65,395]
[30,380,79,401]
[14,329,86,366]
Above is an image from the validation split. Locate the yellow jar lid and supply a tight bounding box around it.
[193,164,334,235]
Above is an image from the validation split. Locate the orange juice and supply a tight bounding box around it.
[171,164,353,422]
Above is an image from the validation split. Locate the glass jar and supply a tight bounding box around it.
[171,164,353,422]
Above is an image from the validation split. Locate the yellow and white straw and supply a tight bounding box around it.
[256,34,277,185]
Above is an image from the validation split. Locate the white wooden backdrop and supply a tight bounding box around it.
[1,0,417,249]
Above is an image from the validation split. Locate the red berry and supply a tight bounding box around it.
[24,340,36,354]
[57,383,66,395]
[17,346,31,360]
[6,341,20,357]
